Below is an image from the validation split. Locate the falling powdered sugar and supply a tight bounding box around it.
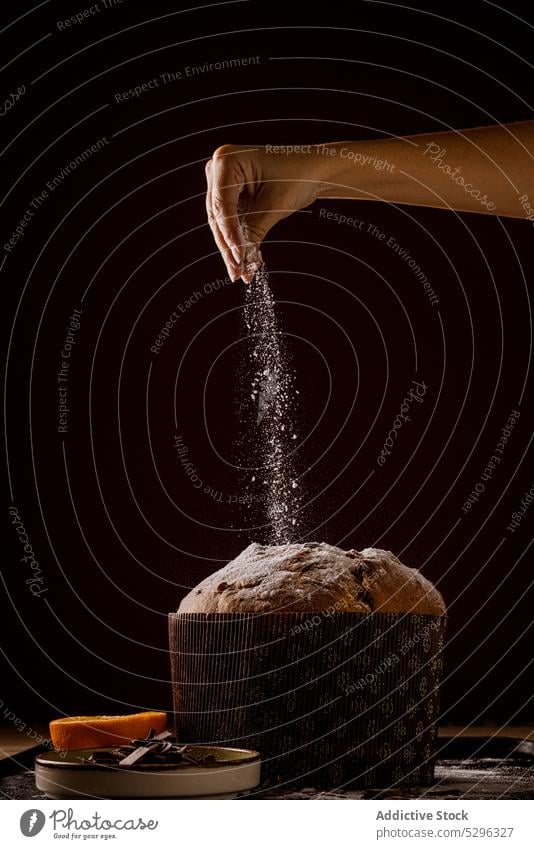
[243,263,300,543]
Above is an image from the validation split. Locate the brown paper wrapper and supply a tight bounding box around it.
[168,611,446,790]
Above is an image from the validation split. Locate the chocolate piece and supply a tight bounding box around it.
[118,729,173,767]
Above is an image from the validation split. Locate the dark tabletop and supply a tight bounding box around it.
[2,738,533,800]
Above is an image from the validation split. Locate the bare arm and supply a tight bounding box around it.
[205,122,534,281]
[319,122,534,215]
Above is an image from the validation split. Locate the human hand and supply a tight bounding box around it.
[205,143,328,282]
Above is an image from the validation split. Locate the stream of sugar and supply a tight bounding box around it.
[243,263,300,543]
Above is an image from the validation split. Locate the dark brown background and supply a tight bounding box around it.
[1,0,533,725]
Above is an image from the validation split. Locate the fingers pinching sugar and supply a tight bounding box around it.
[211,146,245,266]
[241,242,264,285]
[206,146,264,283]
[205,158,242,281]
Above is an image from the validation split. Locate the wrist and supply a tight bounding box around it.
[316,140,398,200]
[314,143,348,198]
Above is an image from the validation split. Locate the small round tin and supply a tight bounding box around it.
[35,745,261,799]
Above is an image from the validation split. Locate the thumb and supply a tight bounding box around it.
[239,207,286,283]
[240,206,285,249]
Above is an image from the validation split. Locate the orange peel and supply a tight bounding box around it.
[49,711,167,751]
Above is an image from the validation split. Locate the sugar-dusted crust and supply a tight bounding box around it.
[178,542,446,615]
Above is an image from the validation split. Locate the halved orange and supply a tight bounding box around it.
[49,711,167,751]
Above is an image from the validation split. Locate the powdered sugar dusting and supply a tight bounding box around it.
[243,263,300,543]
[178,542,446,615]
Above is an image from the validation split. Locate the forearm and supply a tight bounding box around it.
[317,122,534,218]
